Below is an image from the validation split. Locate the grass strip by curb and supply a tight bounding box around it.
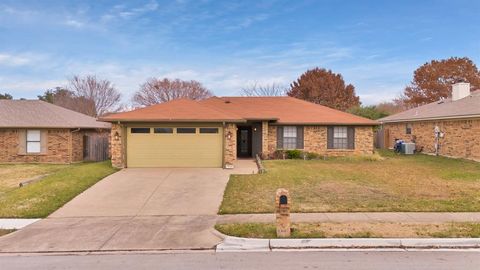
[215,222,480,239]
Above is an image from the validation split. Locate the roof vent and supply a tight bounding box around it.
[224,100,231,104]
[452,82,471,101]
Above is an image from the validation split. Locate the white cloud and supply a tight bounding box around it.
[65,19,85,28]
[0,52,47,67]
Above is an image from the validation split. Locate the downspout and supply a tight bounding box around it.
[70,128,81,163]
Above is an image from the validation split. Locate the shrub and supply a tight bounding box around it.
[305,152,321,160]
[285,149,303,159]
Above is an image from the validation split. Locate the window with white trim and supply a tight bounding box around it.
[26,130,41,153]
[283,126,297,149]
[333,126,348,149]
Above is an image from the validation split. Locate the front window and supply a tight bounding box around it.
[283,126,297,149]
[26,130,41,153]
[406,123,412,135]
[333,126,348,149]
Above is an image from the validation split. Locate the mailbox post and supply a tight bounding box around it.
[275,188,291,237]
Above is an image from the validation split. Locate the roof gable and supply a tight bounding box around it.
[0,100,111,129]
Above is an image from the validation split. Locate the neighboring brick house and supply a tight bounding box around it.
[0,100,111,163]
[379,82,480,161]
[100,97,377,169]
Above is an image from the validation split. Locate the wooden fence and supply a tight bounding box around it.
[83,135,109,162]
[374,128,390,149]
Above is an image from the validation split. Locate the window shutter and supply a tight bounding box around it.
[347,127,355,149]
[296,126,304,149]
[276,126,284,149]
[17,129,26,155]
[40,130,48,154]
[327,126,334,149]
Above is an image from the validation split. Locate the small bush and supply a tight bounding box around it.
[285,150,303,159]
[305,152,321,160]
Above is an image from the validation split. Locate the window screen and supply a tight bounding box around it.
[131,128,150,133]
[26,130,41,153]
[177,128,196,134]
[333,126,348,149]
[199,128,219,134]
[154,128,173,134]
[283,126,297,149]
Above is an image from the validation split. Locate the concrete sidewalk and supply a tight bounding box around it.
[217,212,480,224]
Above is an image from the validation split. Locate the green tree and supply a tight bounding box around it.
[347,105,390,120]
[0,93,13,99]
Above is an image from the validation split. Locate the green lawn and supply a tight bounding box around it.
[0,163,68,194]
[215,222,480,238]
[0,161,118,218]
[219,150,480,214]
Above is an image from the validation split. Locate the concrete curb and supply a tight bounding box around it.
[0,219,41,229]
[216,236,480,252]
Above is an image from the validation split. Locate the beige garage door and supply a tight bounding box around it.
[126,125,223,168]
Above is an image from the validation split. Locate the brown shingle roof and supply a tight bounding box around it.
[100,98,244,123]
[102,96,377,125]
[0,100,111,129]
[380,90,480,123]
[200,96,377,125]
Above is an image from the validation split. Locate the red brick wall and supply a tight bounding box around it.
[0,128,109,163]
[384,119,480,161]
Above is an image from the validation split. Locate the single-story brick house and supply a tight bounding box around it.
[379,82,480,161]
[0,100,111,163]
[100,96,377,168]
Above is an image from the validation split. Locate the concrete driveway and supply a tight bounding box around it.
[0,160,257,253]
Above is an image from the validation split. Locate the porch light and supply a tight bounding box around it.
[253,127,257,132]
[227,131,233,140]
[114,131,120,141]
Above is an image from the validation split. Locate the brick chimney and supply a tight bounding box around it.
[452,82,470,101]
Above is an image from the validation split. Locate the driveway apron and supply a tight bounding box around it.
[0,161,257,252]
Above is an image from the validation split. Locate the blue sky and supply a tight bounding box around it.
[1,0,479,104]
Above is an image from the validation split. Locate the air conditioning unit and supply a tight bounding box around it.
[401,143,415,155]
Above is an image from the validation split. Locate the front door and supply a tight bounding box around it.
[237,127,252,157]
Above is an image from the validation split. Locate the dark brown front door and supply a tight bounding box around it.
[237,126,252,157]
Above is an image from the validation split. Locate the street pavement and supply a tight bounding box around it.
[0,250,479,270]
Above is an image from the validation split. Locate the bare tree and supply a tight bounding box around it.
[132,78,213,106]
[68,75,122,116]
[241,82,287,96]
[38,87,96,116]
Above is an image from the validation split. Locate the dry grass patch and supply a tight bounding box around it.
[219,150,480,214]
[0,164,68,194]
[215,222,480,238]
[0,229,15,237]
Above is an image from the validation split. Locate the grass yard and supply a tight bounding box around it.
[0,161,118,218]
[215,222,480,238]
[0,163,68,194]
[219,150,480,214]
